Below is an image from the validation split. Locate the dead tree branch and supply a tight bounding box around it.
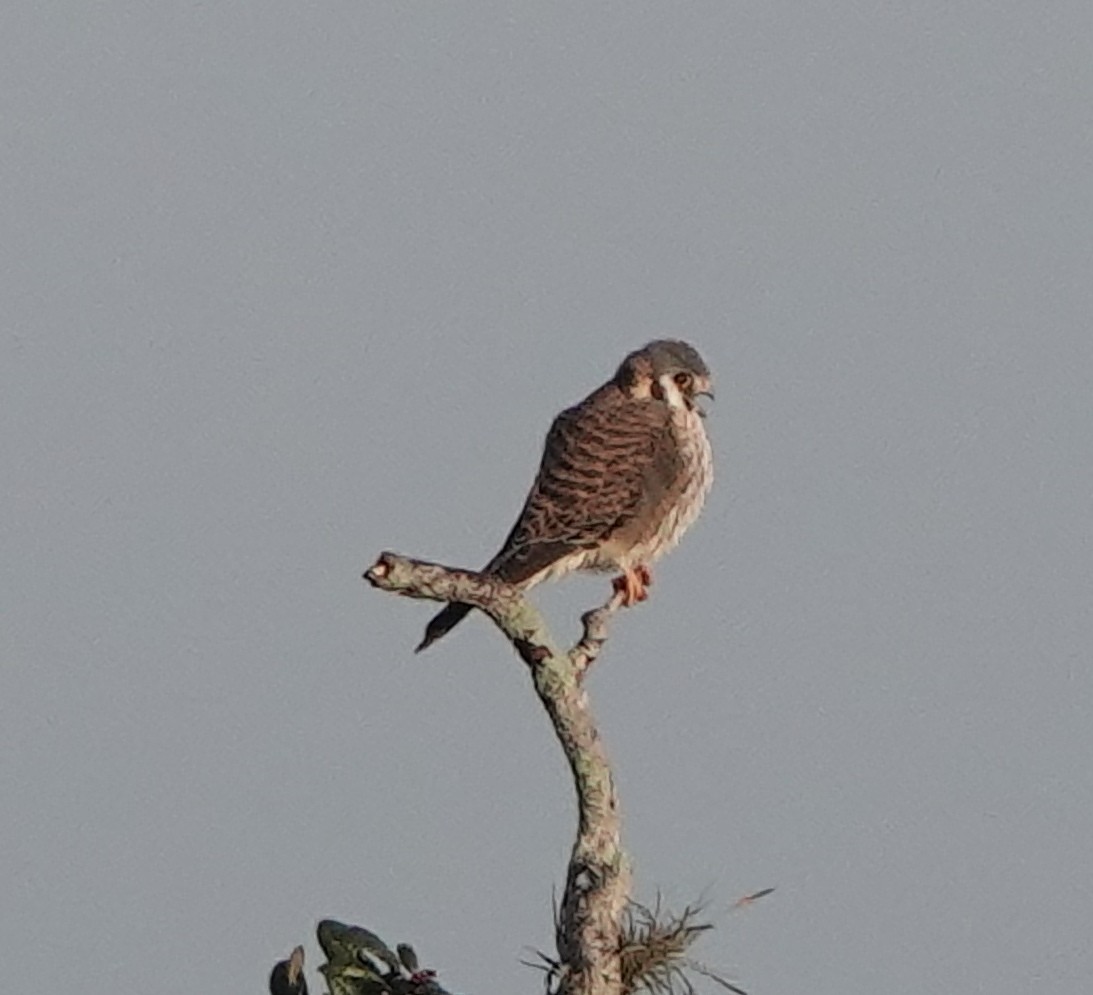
[365,551,630,995]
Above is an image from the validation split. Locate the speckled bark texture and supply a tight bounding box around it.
[365,552,629,995]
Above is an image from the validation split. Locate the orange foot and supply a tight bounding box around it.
[612,564,653,606]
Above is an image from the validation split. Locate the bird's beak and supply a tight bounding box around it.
[695,388,714,417]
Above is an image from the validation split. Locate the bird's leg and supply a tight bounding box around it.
[611,571,633,605]
[612,564,652,606]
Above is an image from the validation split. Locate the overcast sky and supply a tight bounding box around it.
[3,3,1092,994]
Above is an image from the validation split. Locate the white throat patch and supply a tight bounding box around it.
[656,373,689,410]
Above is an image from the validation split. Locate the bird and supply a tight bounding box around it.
[269,945,308,995]
[417,339,714,652]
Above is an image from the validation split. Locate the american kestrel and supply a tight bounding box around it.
[417,340,714,652]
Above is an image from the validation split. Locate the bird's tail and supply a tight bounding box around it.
[415,601,474,653]
[415,547,542,652]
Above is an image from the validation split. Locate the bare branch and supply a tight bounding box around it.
[365,552,630,995]
[571,593,626,677]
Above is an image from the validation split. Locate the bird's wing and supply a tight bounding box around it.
[487,384,681,585]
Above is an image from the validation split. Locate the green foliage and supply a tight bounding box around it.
[312,920,455,995]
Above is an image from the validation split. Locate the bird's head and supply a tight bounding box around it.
[616,339,714,416]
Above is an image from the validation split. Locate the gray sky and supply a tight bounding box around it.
[3,3,1092,993]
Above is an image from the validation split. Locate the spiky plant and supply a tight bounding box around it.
[527,896,748,995]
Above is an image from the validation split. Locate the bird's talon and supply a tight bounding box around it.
[612,568,650,606]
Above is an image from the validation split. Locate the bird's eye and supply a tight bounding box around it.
[674,372,693,390]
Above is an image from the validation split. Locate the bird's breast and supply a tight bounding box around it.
[631,410,713,567]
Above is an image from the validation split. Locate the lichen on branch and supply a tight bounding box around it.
[365,552,629,995]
